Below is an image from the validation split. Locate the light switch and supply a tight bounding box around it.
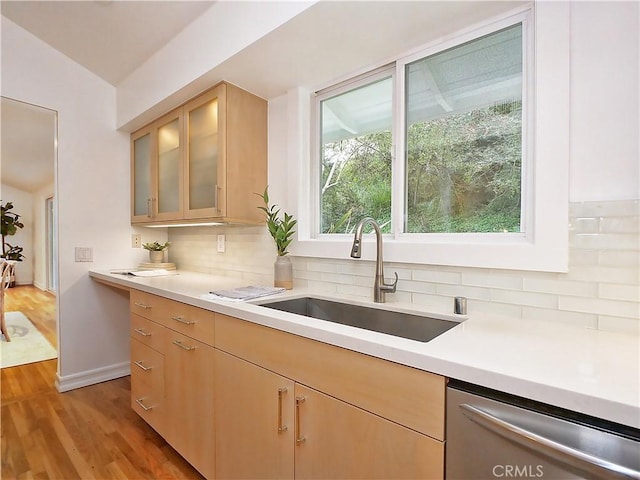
[217,235,225,253]
[75,247,93,262]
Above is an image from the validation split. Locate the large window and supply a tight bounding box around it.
[317,22,524,236]
[300,5,570,272]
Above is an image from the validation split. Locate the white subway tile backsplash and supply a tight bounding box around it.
[597,315,640,334]
[569,199,639,218]
[435,284,492,301]
[600,216,640,233]
[306,260,339,274]
[599,283,640,302]
[400,280,437,294]
[462,272,524,290]
[411,293,454,311]
[523,277,597,297]
[471,300,523,319]
[598,250,640,267]
[306,280,338,294]
[570,217,599,233]
[559,296,639,318]
[491,289,558,309]
[566,266,639,284]
[168,199,639,334]
[336,261,376,277]
[569,249,599,266]
[412,269,461,284]
[571,233,639,250]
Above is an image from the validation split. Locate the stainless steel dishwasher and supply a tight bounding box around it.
[446,380,640,480]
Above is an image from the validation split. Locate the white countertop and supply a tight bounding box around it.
[90,269,640,429]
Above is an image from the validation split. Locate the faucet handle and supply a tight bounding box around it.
[382,272,398,293]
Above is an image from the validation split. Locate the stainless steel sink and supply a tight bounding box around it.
[258,296,458,342]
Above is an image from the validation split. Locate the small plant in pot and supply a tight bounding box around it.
[143,241,171,263]
[256,187,296,289]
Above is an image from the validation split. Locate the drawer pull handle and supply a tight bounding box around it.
[134,302,151,309]
[133,328,151,337]
[295,396,306,445]
[134,360,152,371]
[135,398,153,411]
[172,315,195,325]
[277,387,288,433]
[172,339,196,351]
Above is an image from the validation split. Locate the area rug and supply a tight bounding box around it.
[1,311,57,368]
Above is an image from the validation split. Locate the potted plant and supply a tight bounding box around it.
[143,241,171,263]
[1,201,25,286]
[256,187,297,289]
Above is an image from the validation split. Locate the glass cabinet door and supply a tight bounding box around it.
[184,84,226,218]
[156,113,183,219]
[131,128,153,222]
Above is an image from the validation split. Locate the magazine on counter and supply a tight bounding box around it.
[206,285,285,301]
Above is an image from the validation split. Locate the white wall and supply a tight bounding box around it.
[116,1,316,131]
[1,17,155,390]
[0,183,33,284]
[569,2,639,201]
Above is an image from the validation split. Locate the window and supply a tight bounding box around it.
[317,23,524,236]
[296,5,570,272]
[319,72,394,234]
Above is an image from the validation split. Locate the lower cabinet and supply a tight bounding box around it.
[293,384,443,479]
[214,315,445,480]
[130,289,445,480]
[130,336,165,436]
[164,330,216,479]
[129,290,215,479]
[215,350,294,479]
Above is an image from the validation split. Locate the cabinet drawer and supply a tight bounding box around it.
[215,314,445,440]
[154,297,215,346]
[130,313,164,351]
[131,338,165,433]
[130,289,160,320]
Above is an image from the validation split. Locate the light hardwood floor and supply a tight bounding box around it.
[1,286,205,479]
[3,285,57,348]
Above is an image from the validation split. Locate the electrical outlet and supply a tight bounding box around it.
[132,233,141,248]
[217,234,225,253]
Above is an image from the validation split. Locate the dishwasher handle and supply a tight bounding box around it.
[459,403,640,480]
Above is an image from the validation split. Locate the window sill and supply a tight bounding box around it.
[292,233,568,273]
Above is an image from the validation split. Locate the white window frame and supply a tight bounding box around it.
[290,3,569,272]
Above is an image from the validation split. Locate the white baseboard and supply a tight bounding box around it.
[56,361,130,392]
[33,280,46,291]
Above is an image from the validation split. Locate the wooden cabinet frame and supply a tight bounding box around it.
[131,81,267,226]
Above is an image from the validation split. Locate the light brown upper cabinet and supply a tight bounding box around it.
[131,82,267,225]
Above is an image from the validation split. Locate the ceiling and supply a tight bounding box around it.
[1,97,56,194]
[1,0,215,86]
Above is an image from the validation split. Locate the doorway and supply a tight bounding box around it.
[1,96,58,360]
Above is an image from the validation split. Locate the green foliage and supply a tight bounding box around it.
[256,186,297,256]
[3,244,25,262]
[142,241,171,251]
[320,100,522,234]
[1,201,25,261]
[320,132,392,234]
